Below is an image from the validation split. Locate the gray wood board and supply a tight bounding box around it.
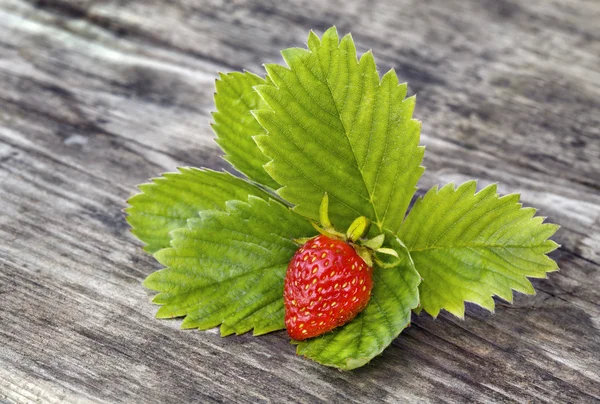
[1,0,599,402]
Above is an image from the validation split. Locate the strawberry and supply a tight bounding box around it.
[284,234,373,340]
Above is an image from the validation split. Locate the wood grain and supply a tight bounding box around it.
[1,0,599,402]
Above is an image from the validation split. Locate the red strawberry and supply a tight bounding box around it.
[284,234,373,340]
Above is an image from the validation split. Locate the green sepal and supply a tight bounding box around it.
[319,193,333,229]
[346,216,370,242]
[362,234,385,250]
[376,248,399,258]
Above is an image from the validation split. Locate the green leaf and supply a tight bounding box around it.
[296,232,420,370]
[126,168,271,253]
[398,181,559,318]
[254,27,424,233]
[145,196,316,336]
[213,72,279,189]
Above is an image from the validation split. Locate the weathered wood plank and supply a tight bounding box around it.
[1,0,599,402]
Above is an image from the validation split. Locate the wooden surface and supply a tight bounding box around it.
[1,0,599,402]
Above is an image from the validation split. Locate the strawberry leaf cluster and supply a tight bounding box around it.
[126,27,559,370]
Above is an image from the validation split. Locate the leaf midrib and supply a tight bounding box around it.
[312,46,381,229]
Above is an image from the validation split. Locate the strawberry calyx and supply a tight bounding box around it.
[297,194,399,268]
